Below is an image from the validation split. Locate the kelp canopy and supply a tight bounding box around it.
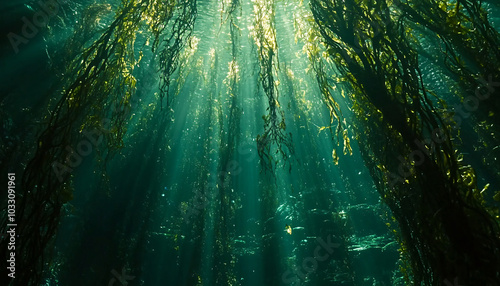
[0,0,499,285]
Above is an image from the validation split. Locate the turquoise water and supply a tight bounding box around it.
[1,0,500,285]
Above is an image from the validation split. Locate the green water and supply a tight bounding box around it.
[1,0,500,285]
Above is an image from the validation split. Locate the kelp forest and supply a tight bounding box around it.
[0,0,500,285]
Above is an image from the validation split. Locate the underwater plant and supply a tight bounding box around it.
[157,0,197,110]
[1,0,499,285]
[0,0,198,284]
[397,0,500,196]
[309,0,500,284]
[251,0,294,174]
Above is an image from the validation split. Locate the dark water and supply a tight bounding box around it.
[1,0,500,285]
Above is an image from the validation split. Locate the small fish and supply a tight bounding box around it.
[285,224,292,235]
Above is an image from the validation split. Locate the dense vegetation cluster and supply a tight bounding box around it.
[0,0,499,285]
